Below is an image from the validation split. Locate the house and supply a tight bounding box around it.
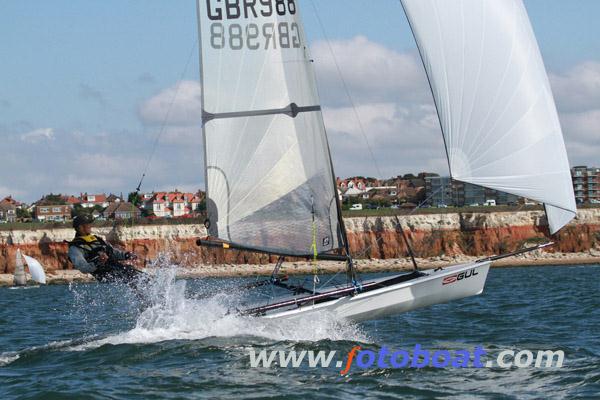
[0,196,24,209]
[572,166,600,204]
[0,203,17,223]
[34,205,71,222]
[79,193,108,209]
[102,202,142,220]
[143,190,204,218]
[425,177,519,207]
[31,194,74,222]
[337,177,380,192]
[0,196,22,223]
[106,194,123,204]
[63,195,82,208]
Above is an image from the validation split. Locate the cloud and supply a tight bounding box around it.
[324,102,447,178]
[548,63,600,166]
[311,37,447,177]
[20,128,55,143]
[160,126,203,146]
[4,37,600,203]
[0,100,10,109]
[78,83,106,106]
[138,80,202,126]
[0,185,25,198]
[550,62,600,113]
[310,37,600,177]
[312,36,430,106]
[1,124,205,202]
[560,109,600,145]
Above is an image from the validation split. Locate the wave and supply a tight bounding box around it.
[68,267,369,351]
[0,338,95,367]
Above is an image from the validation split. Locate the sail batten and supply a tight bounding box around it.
[401,0,577,234]
[196,0,343,256]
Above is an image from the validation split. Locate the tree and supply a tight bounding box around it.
[41,193,65,205]
[197,198,206,213]
[128,191,141,207]
[16,208,31,221]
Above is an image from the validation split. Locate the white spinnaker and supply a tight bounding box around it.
[401,0,576,233]
[23,254,46,284]
[197,1,342,255]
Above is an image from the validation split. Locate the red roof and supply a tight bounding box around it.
[64,196,81,204]
[148,191,198,204]
[80,193,107,203]
[0,196,22,206]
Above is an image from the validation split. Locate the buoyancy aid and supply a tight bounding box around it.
[69,234,114,264]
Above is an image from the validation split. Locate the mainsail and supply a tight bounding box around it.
[196,0,344,255]
[401,0,577,233]
[13,249,26,286]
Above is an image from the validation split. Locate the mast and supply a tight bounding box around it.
[323,124,356,281]
[195,0,210,230]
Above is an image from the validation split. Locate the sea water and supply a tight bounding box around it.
[0,264,598,399]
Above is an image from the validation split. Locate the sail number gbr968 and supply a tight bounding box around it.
[205,0,301,50]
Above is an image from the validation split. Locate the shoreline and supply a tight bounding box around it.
[1,254,599,287]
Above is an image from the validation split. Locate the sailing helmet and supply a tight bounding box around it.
[72,214,94,229]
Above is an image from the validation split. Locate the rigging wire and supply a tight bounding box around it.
[308,0,425,270]
[307,0,385,180]
[134,39,199,194]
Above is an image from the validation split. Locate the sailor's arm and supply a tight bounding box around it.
[107,243,136,261]
[68,246,97,273]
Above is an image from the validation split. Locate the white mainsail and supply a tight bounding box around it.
[196,1,343,255]
[401,0,576,233]
[14,249,26,286]
[23,254,46,284]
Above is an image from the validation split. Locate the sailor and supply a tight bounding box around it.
[68,214,143,285]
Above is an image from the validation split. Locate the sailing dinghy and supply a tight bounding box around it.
[11,249,46,288]
[194,0,576,321]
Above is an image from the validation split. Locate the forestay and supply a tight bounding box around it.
[196,0,343,255]
[401,0,576,233]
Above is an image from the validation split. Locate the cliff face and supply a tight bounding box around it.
[0,209,599,273]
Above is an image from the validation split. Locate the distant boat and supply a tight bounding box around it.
[12,249,46,288]
[194,0,575,321]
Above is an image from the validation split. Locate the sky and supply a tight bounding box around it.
[1,0,599,202]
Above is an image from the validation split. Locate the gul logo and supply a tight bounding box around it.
[442,269,479,285]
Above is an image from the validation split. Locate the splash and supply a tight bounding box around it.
[70,264,369,351]
[0,354,19,366]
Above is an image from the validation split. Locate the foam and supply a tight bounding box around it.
[0,354,20,366]
[70,267,369,351]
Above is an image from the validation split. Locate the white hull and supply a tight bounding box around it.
[262,261,491,322]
